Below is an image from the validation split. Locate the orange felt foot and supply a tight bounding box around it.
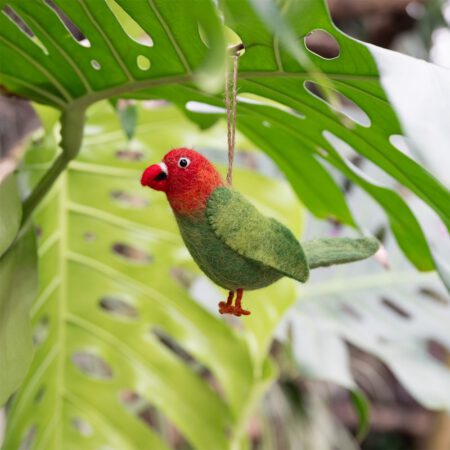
[218,291,235,315]
[218,302,235,314]
[233,306,251,317]
[218,289,251,316]
[233,289,251,316]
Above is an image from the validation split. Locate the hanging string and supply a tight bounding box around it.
[225,50,240,187]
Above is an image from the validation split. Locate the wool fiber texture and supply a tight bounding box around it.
[173,187,379,291]
[303,237,380,269]
[176,211,284,291]
[206,188,309,284]
[164,148,224,216]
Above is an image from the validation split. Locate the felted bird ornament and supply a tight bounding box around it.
[141,148,379,317]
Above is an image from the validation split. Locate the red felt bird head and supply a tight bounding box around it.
[141,148,224,215]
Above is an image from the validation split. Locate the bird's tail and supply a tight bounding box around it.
[303,237,379,269]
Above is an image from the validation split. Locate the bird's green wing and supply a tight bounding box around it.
[206,187,309,283]
[302,237,380,269]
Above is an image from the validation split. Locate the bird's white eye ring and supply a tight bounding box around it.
[178,157,191,169]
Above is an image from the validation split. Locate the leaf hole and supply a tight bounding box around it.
[35,226,43,239]
[237,92,305,119]
[18,425,37,450]
[322,130,359,159]
[224,26,246,55]
[119,389,191,447]
[84,231,96,242]
[44,0,91,47]
[72,351,113,380]
[71,417,93,437]
[381,298,411,320]
[316,147,329,157]
[115,149,144,161]
[304,29,340,59]
[153,328,197,364]
[340,303,362,321]
[419,287,449,306]
[152,327,223,399]
[389,134,414,157]
[427,339,449,362]
[262,120,271,128]
[112,243,152,264]
[79,38,91,48]
[170,267,196,289]
[91,59,101,70]
[110,190,149,209]
[99,295,139,320]
[2,5,49,55]
[33,315,50,347]
[323,130,394,187]
[152,328,213,380]
[119,390,159,427]
[2,5,33,37]
[34,386,46,404]
[105,0,153,47]
[142,99,169,110]
[305,81,371,127]
[185,101,226,114]
[137,55,151,71]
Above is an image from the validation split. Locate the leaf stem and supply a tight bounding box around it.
[21,107,86,224]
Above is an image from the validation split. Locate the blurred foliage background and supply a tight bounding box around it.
[0,0,449,449]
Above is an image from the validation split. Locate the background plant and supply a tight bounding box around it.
[0,0,449,449]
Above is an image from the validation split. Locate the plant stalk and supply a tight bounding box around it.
[21,107,86,225]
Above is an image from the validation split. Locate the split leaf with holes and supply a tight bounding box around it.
[286,258,450,411]
[0,0,449,271]
[1,0,450,447]
[2,101,302,449]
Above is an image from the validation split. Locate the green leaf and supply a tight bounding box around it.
[1,0,448,271]
[31,103,60,134]
[222,0,449,225]
[350,390,370,442]
[0,0,225,107]
[288,267,450,411]
[281,178,450,418]
[0,174,22,257]
[3,101,302,449]
[1,0,450,445]
[115,101,138,141]
[0,229,38,406]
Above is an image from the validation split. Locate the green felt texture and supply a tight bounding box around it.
[176,213,284,291]
[206,188,309,284]
[303,237,380,269]
[176,188,379,291]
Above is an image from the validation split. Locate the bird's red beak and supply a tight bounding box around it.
[141,163,168,192]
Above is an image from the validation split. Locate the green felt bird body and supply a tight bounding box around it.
[141,148,379,316]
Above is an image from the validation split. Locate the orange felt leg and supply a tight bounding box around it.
[233,289,251,316]
[219,291,235,315]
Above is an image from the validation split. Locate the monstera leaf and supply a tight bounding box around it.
[279,178,450,413]
[1,101,301,450]
[1,0,450,447]
[286,263,450,411]
[1,0,449,267]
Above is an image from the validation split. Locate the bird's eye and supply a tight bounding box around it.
[178,157,191,169]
